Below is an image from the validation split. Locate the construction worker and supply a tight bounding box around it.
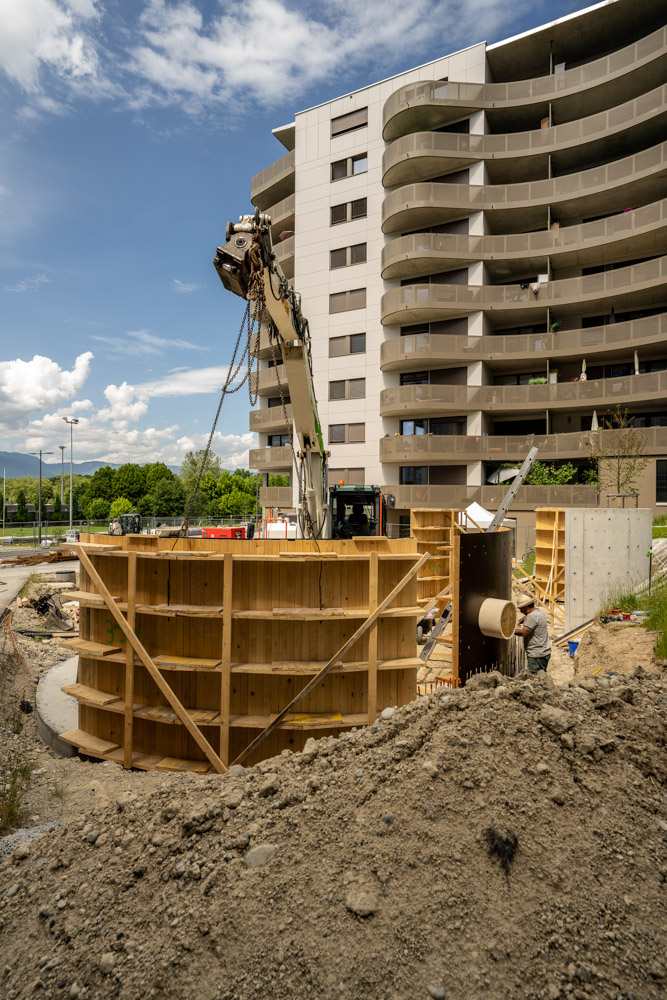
[515,594,551,675]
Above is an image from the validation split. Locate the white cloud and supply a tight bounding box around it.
[137,365,232,397]
[0,0,102,94]
[0,351,93,423]
[91,328,209,357]
[4,273,51,292]
[173,278,200,293]
[176,430,257,469]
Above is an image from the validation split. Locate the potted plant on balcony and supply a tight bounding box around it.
[528,377,547,384]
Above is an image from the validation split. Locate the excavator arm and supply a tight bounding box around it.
[214,211,329,538]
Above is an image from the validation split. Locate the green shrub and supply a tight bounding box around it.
[0,755,35,835]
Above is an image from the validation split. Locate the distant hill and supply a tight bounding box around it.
[0,452,179,479]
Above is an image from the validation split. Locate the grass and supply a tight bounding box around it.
[599,578,667,660]
[0,754,35,835]
[513,549,535,579]
[18,572,40,598]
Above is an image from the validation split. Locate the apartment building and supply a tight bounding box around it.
[248,0,667,532]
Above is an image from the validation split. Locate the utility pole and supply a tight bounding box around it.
[59,445,66,504]
[63,417,79,529]
[29,449,53,547]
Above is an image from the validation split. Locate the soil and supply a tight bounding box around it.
[0,581,666,1000]
[574,623,663,678]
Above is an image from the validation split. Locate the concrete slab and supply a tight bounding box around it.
[35,655,78,757]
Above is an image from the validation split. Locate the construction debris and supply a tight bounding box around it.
[0,550,75,568]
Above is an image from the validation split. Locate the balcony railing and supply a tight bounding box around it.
[249,446,293,470]
[381,142,667,233]
[382,25,667,138]
[249,405,293,433]
[274,235,295,278]
[380,370,667,416]
[383,483,598,509]
[381,200,667,278]
[267,193,295,231]
[250,364,286,396]
[379,426,667,463]
[259,486,293,507]
[251,151,295,210]
[382,84,667,186]
[380,314,667,370]
[380,256,667,325]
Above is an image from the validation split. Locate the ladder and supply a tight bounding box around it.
[419,446,540,663]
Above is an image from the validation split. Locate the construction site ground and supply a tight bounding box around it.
[0,574,665,1000]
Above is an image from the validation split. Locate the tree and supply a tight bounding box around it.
[268,474,289,487]
[525,461,577,486]
[84,466,115,506]
[51,494,63,521]
[150,477,186,517]
[88,497,111,520]
[109,497,134,519]
[112,464,147,504]
[587,406,650,498]
[15,490,28,523]
[179,450,223,484]
[144,462,174,492]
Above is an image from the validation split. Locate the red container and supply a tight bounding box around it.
[201,526,246,539]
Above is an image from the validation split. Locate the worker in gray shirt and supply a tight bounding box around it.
[515,593,551,674]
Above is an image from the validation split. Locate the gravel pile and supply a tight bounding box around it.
[0,669,665,1000]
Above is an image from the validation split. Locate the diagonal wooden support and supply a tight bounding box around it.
[76,546,227,774]
[231,551,431,767]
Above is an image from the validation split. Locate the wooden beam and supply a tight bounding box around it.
[366,551,379,726]
[231,551,430,767]
[76,548,226,774]
[220,554,233,765]
[123,552,137,769]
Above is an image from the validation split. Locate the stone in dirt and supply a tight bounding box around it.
[539,705,574,734]
[245,844,278,868]
[345,888,378,917]
[98,952,115,974]
[426,986,446,1000]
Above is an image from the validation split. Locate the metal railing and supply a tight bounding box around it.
[251,150,295,209]
[250,446,293,469]
[382,483,598,509]
[382,26,667,134]
[382,142,667,231]
[249,405,293,432]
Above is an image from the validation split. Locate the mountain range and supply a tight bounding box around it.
[0,451,172,479]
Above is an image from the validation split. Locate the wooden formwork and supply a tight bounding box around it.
[534,507,566,602]
[59,534,422,772]
[410,509,456,607]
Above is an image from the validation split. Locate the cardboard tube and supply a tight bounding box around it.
[478,598,517,639]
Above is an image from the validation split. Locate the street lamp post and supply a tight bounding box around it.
[63,418,79,529]
[59,445,66,504]
[28,449,54,547]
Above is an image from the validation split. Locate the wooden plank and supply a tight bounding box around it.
[231,551,430,766]
[156,757,212,773]
[69,542,123,552]
[230,712,369,730]
[59,729,120,754]
[154,654,221,670]
[220,554,233,766]
[61,591,122,607]
[76,548,227,774]
[367,552,378,726]
[229,656,422,675]
[136,603,223,617]
[62,683,121,707]
[60,638,122,656]
[124,552,137,769]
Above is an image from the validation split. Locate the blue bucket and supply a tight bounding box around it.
[567,640,579,658]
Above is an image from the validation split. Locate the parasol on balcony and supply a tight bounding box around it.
[580,358,587,382]
[591,410,599,431]
[634,351,640,376]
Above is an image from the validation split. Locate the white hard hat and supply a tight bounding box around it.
[516,593,535,609]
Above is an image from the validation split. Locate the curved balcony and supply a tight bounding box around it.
[379,426,667,464]
[381,201,667,280]
[267,193,295,240]
[381,142,667,234]
[380,370,667,418]
[383,85,667,187]
[250,364,286,396]
[249,446,293,471]
[274,235,295,279]
[383,484,597,510]
[381,256,667,327]
[251,151,295,211]
[380,314,667,372]
[382,26,667,139]
[249,405,293,433]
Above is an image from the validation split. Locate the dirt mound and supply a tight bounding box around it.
[1,670,665,1000]
[575,623,662,677]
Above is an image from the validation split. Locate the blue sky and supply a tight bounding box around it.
[0,0,582,469]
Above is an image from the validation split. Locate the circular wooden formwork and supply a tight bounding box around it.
[59,535,422,772]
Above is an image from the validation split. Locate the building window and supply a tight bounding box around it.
[331,198,367,225]
[329,378,365,400]
[267,395,290,408]
[400,371,429,386]
[329,333,366,357]
[331,154,367,181]
[268,434,290,447]
[658,461,667,502]
[330,243,367,269]
[329,423,365,444]
[331,107,368,137]
[330,467,365,485]
[400,419,427,435]
[400,467,428,485]
[329,288,366,313]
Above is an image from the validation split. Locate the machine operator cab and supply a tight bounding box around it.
[329,485,394,540]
